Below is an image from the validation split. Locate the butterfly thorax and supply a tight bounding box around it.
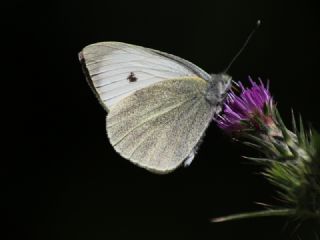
[205,73,232,106]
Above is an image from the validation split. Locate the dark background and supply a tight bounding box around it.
[4,0,320,239]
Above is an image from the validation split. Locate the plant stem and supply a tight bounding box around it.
[211,209,296,223]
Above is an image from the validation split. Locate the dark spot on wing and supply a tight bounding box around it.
[127,72,138,82]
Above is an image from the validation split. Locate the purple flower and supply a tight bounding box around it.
[216,77,274,133]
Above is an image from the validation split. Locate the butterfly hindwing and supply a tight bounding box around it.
[79,42,211,111]
[106,77,215,173]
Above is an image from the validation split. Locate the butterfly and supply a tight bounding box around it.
[79,42,232,174]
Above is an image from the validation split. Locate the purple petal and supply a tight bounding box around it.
[215,77,273,132]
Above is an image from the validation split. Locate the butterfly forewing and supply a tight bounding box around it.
[79,42,211,111]
[106,77,215,173]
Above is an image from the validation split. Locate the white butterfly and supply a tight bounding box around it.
[79,42,232,174]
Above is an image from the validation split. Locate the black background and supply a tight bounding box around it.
[4,0,320,239]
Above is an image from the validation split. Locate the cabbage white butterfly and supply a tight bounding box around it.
[79,42,230,173]
[79,22,259,174]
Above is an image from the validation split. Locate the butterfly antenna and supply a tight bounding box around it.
[224,20,261,73]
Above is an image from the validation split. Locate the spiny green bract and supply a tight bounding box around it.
[264,115,320,220]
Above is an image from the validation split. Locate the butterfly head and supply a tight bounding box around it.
[206,73,232,104]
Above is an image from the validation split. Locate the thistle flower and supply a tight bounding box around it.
[216,77,273,133]
[212,77,320,230]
